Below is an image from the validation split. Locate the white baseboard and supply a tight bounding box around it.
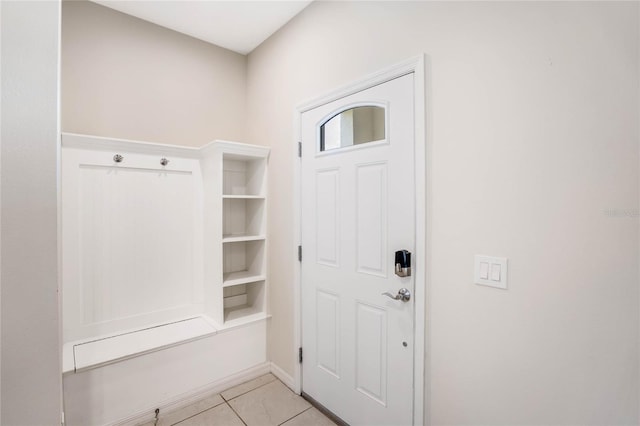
[110,361,297,426]
[270,362,295,392]
[112,362,271,426]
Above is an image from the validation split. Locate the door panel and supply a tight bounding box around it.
[355,162,388,277]
[301,73,415,426]
[355,301,387,405]
[316,168,340,267]
[316,289,340,377]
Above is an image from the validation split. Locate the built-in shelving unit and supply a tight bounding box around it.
[202,141,270,327]
[61,134,271,426]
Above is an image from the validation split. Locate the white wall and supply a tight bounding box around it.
[62,1,247,147]
[246,2,640,424]
[1,1,62,424]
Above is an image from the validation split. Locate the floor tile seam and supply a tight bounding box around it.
[222,377,280,402]
[225,399,249,426]
[276,406,313,426]
[168,399,226,426]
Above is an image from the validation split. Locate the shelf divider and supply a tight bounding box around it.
[222,234,266,243]
[222,271,267,287]
[222,195,265,199]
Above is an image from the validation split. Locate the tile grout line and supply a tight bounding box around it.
[168,376,316,426]
[168,398,226,426]
[222,376,278,402]
[168,376,277,425]
[224,378,313,426]
[225,400,248,426]
[277,406,313,426]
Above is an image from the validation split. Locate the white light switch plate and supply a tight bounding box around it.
[474,255,508,289]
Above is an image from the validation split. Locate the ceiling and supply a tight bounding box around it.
[92,1,313,55]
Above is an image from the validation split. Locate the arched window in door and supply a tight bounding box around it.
[319,105,386,152]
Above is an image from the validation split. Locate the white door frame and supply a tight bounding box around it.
[292,55,427,425]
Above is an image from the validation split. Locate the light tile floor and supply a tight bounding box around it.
[141,374,337,426]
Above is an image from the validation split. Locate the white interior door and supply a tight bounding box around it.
[301,73,416,425]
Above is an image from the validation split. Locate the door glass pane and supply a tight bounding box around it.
[320,106,385,152]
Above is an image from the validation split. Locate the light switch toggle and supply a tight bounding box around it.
[479,262,489,280]
[490,264,501,281]
[474,255,508,289]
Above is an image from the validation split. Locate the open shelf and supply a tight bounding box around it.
[222,234,265,243]
[222,155,266,197]
[223,270,267,287]
[223,281,265,325]
[222,195,265,200]
[223,198,265,237]
[223,307,268,326]
[223,239,265,279]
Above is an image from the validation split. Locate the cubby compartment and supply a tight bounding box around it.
[223,240,265,286]
[223,198,265,240]
[223,154,266,196]
[223,281,265,324]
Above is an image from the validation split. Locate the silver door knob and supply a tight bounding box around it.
[382,288,411,302]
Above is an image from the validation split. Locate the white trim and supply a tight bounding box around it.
[292,54,427,425]
[200,139,270,158]
[413,54,428,426]
[270,362,296,391]
[61,133,271,161]
[292,104,303,395]
[296,56,421,114]
[111,362,271,426]
[62,132,201,157]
